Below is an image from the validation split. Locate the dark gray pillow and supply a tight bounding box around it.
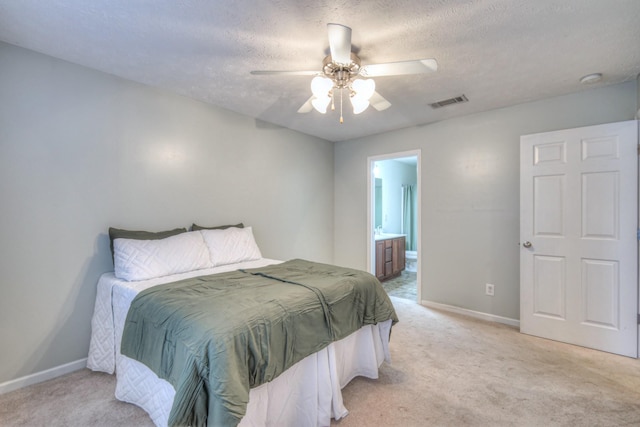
[108,227,187,262]
[190,222,244,231]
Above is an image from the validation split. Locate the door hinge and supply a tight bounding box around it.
[637,229,640,240]
[637,313,640,325]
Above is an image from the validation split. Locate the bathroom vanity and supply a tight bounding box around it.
[374,234,406,281]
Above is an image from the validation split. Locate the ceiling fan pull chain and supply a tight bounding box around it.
[340,88,344,124]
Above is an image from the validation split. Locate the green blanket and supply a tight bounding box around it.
[121,259,398,427]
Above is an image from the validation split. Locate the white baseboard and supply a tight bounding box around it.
[421,300,520,328]
[0,358,87,395]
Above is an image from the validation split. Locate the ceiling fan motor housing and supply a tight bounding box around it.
[322,53,362,89]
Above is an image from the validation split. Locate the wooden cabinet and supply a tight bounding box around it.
[392,237,405,275]
[375,241,385,280]
[375,236,405,281]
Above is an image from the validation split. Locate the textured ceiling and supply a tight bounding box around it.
[1,0,639,142]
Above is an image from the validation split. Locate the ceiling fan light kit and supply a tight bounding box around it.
[309,67,376,116]
[309,52,376,117]
[251,23,438,123]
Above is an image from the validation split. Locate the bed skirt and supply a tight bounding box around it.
[116,320,391,427]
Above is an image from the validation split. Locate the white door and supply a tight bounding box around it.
[520,120,638,358]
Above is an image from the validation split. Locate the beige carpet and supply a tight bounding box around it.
[2,297,640,426]
[334,298,640,426]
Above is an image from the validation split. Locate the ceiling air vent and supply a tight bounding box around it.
[429,94,468,109]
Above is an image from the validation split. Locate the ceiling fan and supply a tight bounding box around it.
[251,23,438,123]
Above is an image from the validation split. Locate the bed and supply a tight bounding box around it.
[87,226,397,426]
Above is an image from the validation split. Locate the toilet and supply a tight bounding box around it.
[405,251,417,272]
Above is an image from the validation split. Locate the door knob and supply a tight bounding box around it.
[522,241,532,248]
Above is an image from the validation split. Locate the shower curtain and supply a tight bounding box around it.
[402,184,417,251]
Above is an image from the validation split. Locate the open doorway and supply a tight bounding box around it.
[367,150,421,302]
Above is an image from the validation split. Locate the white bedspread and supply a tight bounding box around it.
[87,258,392,427]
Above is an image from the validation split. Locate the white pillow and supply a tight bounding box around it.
[114,231,213,281]
[200,226,262,267]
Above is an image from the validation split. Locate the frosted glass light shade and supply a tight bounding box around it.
[311,95,331,114]
[311,76,333,97]
[351,78,375,100]
[350,78,375,114]
[350,97,370,114]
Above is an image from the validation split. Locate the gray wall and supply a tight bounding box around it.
[0,43,334,384]
[334,81,638,320]
[637,73,640,117]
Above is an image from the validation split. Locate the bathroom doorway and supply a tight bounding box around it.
[367,150,421,302]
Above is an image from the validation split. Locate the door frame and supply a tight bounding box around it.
[367,149,422,302]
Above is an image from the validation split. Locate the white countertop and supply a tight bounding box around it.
[374,233,406,241]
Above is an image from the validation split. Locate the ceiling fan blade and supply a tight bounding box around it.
[370,92,392,111]
[251,70,319,76]
[327,23,352,65]
[297,96,314,113]
[360,59,438,77]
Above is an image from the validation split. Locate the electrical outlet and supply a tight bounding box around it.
[485,283,495,296]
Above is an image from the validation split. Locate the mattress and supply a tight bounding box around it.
[87,258,392,426]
